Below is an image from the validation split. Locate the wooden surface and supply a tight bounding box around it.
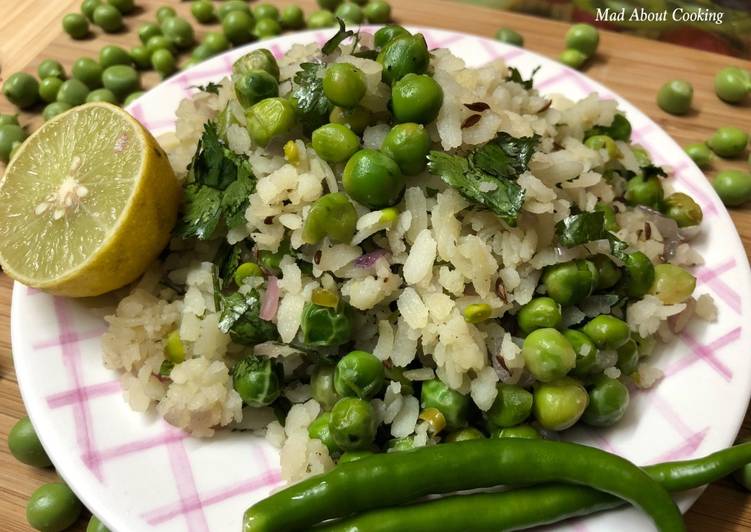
[1,0,751,530]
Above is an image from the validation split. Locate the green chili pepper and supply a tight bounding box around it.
[243,439,685,532]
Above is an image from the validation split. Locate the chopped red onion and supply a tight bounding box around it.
[260,276,280,321]
[354,249,389,268]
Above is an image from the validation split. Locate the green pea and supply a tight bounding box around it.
[138,22,162,45]
[2,72,39,109]
[564,329,599,378]
[380,122,431,175]
[162,16,195,50]
[714,66,750,104]
[713,169,751,207]
[323,63,367,108]
[0,125,26,162]
[486,384,533,428]
[374,25,409,50]
[585,135,621,159]
[445,427,485,442]
[87,515,110,532]
[43,102,73,122]
[684,142,713,169]
[377,34,429,85]
[39,77,64,104]
[391,73,443,124]
[86,88,117,104]
[463,303,492,324]
[533,377,589,431]
[99,45,132,68]
[81,0,102,21]
[56,78,90,106]
[491,424,541,439]
[223,10,255,45]
[363,0,391,23]
[233,49,280,80]
[26,482,83,532]
[303,191,358,245]
[254,3,280,20]
[8,416,51,467]
[495,28,524,47]
[565,23,599,56]
[663,192,703,227]
[648,263,696,305]
[234,70,279,108]
[631,146,651,167]
[311,363,340,411]
[517,296,562,335]
[163,330,185,364]
[336,2,364,24]
[107,0,134,14]
[388,436,418,451]
[129,45,151,70]
[102,65,140,99]
[594,201,619,232]
[620,251,655,298]
[72,57,103,89]
[246,97,296,147]
[254,18,282,40]
[559,49,588,70]
[330,397,377,451]
[92,4,123,32]
[616,338,639,375]
[0,114,19,126]
[334,350,385,400]
[591,254,622,291]
[8,141,22,162]
[233,355,283,407]
[63,12,90,39]
[330,106,372,135]
[343,148,404,209]
[123,91,144,106]
[156,5,177,23]
[542,259,597,306]
[581,314,631,350]
[38,60,66,81]
[582,375,630,427]
[280,5,305,29]
[339,450,374,463]
[308,412,341,454]
[312,123,361,163]
[191,0,216,24]
[421,379,470,431]
[204,32,231,55]
[151,49,177,77]
[307,9,337,29]
[317,0,343,9]
[707,126,748,158]
[625,173,664,209]
[522,328,576,383]
[597,113,631,142]
[657,80,693,115]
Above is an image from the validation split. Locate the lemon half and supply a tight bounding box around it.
[0,102,181,297]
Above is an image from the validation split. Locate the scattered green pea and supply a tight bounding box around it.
[0,125,25,163]
[533,377,589,431]
[334,350,385,400]
[445,427,485,442]
[374,24,410,49]
[330,106,372,135]
[312,123,361,163]
[63,12,90,39]
[254,17,282,39]
[71,57,103,89]
[156,5,177,23]
[86,88,117,104]
[129,45,151,70]
[162,16,195,50]
[564,329,599,378]
[234,70,278,107]
[8,416,51,467]
[191,1,216,24]
[0,114,19,126]
[707,126,748,158]
[38,59,66,81]
[246,97,296,147]
[311,363,340,411]
[26,482,83,532]
[559,49,588,69]
[378,34,430,85]
[303,192,358,244]
[107,0,134,15]
[233,49,280,80]
[487,384,533,428]
[522,328,576,382]
[43,102,73,122]
[233,355,283,406]
[100,45,132,68]
[462,303,492,323]
[343,148,405,209]
[330,397,377,451]
[308,412,341,454]
[318,0,343,10]
[163,330,185,364]
[280,5,305,29]
[102,65,140,99]
[146,35,176,56]
[81,0,102,21]
[92,4,123,33]
[585,134,621,159]
[39,77,65,104]
[565,23,599,56]
[495,28,524,47]
[591,253,621,291]
[391,73,444,124]
[87,515,111,532]
[323,63,367,108]
[625,173,664,209]
[542,259,597,306]
[714,66,750,104]
[491,424,541,439]
[616,338,639,375]
[57,78,90,106]
[582,375,630,427]
[151,48,177,77]
[381,122,431,175]
[363,0,391,23]
[2,72,40,109]
[307,9,338,29]
[517,296,562,334]
[254,3,280,21]
[204,32,231,54]
[581,314,631,350]
[336,2,364,24]
[223,10,255,45]
[138,22,162,45]
[663,192,703,227]
[421,379,470,431]
[712,169,751,207]
[657,80,693,115]
[684,142,713,169]
[123,91,144,106]
[620,251,655,298]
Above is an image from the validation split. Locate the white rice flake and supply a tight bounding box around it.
[391,396,420,438]
[397,287,429,331]
[403,229,437,285]
[470,367,500,411]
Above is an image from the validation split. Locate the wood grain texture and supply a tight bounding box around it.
[1,0,750,531]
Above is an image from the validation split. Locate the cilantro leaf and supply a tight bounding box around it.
[221,170,254,230]
[471,132,539,180]
[218,291,278,345]
[427,151,525,226]
[291,62,333,133]
[505,66,540,89]
[555,211,630,261]
[193,82,221,94]
[214,241,249,285]
[322,18,355,55]
[177,184,223,240]
[585,113,632,141]
[641,164,667,179]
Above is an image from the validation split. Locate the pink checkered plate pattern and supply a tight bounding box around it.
[11,27,751,532]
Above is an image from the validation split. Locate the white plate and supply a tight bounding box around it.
[12,27,751,532]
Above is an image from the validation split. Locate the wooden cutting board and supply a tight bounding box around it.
[1,0,750,530]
